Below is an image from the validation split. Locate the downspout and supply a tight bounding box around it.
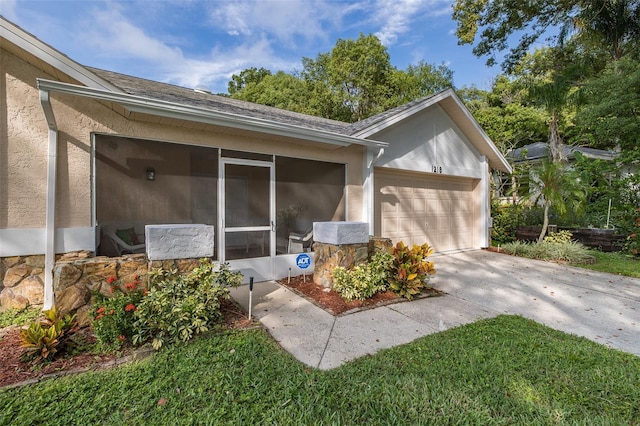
[480,156,490,248]
[39,88,58,310]
[364,147,385,234]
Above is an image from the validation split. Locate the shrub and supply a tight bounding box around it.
[20,306,78,361]
[133,260,242,350]
[90,276,145,350]
[501,240,594,264]
[389,242,436,300]
[332,251,394,302]
[544,230,574,244]
[491,201,521,245]
[624,210,640,256]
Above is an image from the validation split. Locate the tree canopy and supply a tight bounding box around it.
[227,34,454,123]
[453,0,640,72]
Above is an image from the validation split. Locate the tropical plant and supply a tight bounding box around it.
[90,276,145,350]
[20,306,78,361]
[133,260,242,350]
[332,251,394,302]
[388,242,436,300]
[529,160,587,242]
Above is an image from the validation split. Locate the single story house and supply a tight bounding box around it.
[1,17,511,309]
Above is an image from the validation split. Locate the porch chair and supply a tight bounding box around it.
[287,228,313,254]
[103,224,146,256]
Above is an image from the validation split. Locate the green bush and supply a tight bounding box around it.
[544,230,574,244]
[501,240,594,264]
[90,275,145,350]
[389,242,436,300]
[332,251,394,302]
[133,260,242,350]
[624,209,640,256]
[491,201,521,245]
[19,306,78,361]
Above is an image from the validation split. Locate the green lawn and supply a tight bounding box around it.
[580,250,640,278]
[2,315,639,425]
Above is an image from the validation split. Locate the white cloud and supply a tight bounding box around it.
[373,0,451,46]
[83,5,184,64]
[208,0,348,47]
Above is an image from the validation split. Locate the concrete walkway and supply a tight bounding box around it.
[229,250,640,369]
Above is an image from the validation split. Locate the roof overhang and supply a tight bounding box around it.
[37,79,388,149]
[1,17,121,92]
[353,88,512,174]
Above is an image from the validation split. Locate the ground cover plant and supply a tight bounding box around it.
[0,307,40,329]
[499,231,595,264]
[1,315,638,425]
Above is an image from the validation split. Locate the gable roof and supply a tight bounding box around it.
[510,142,618,163]
[2,16,510,171]
[352,89,512,173]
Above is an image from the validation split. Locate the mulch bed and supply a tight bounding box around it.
[0,299,251,389]
[277,274,444,316]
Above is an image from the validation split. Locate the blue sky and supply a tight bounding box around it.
[2,0,504,94]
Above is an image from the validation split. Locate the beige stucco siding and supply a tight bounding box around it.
[2,48,365,233]
[2,49,50,228]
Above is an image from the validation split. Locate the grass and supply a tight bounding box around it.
[0,307,41,329]
[578,250,640,278]
[2,315,639,425]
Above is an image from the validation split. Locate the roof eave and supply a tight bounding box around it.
[37,78,387,149]
[1,17,122,92]
[353,88,512,173]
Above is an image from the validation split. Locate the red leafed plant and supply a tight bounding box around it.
[389,242,436,300]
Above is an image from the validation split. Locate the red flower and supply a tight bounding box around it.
[125,282,136,291]
[107,276,117,284]
[118,335,126,342]
[108,309,115,315]
[97,307,106,314]
[125,303,136,312]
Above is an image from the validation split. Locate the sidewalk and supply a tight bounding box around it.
[230,250,640,369]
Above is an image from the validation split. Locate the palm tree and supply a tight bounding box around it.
[530,160,587,243]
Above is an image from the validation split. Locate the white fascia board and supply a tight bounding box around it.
[1,18,121,92]
[37,79,387,149]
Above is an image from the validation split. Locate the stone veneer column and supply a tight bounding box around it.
[312,221,370,288]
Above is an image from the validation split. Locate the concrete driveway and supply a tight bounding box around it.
[432,250,640,357]
[230,250,640,369]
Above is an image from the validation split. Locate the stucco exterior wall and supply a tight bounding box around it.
[2,49,50,228]
[2,48,365,256]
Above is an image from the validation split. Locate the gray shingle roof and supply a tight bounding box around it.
[509,142,617,162]
[87,67,355,135]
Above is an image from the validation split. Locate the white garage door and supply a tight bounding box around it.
[375,169,476,252]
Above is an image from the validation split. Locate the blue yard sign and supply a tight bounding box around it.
[296,253,311,269]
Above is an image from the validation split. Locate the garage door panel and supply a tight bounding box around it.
[376,170,475,252]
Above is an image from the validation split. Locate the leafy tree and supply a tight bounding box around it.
[573,56,640,153]
[452,0,640,72]
[230,71,311,113]
[323,33,394,121]
[389,61,454,107]
[228,34,455,122]
[228,67,272,96]
[458,77,548,153]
